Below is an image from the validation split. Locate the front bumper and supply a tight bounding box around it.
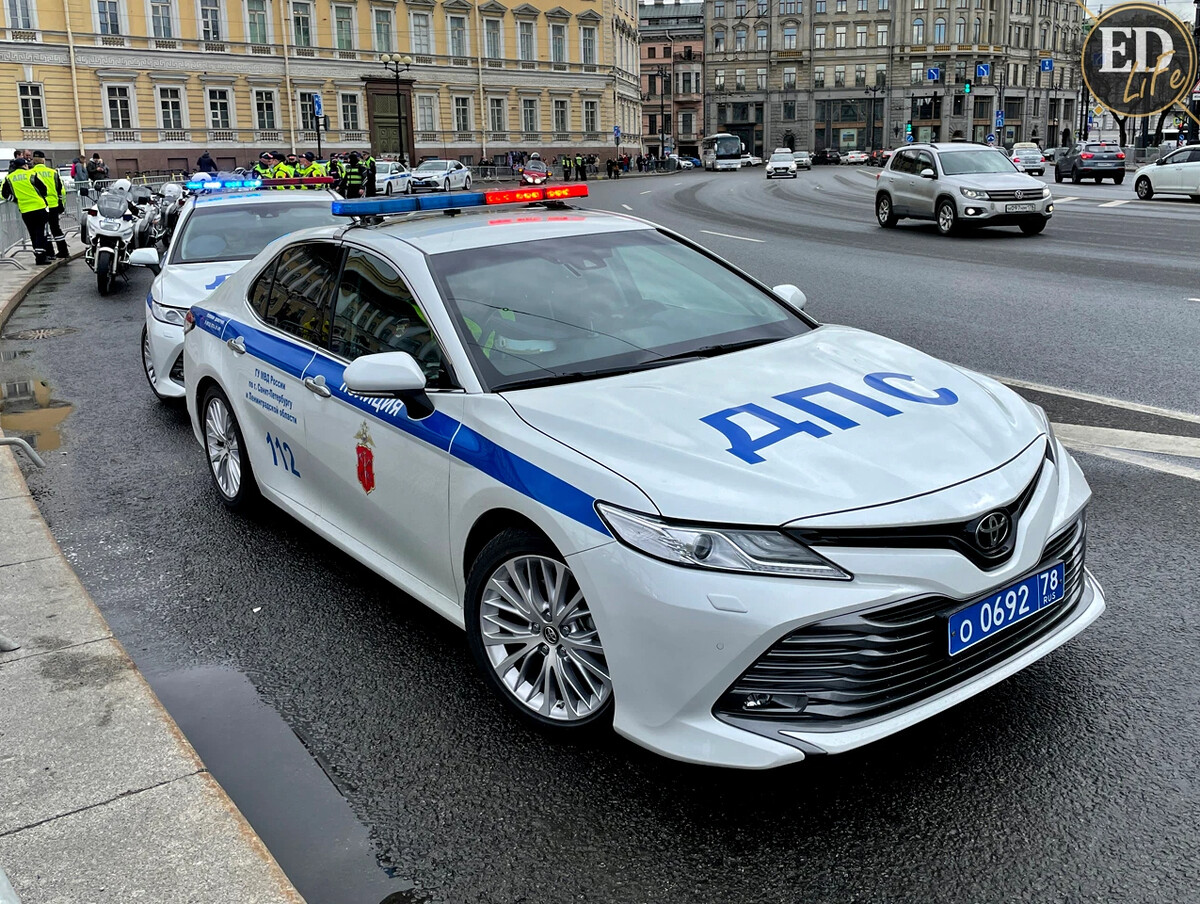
[567,444,1100,769]
[957,195,1053,225]
[145,309,186,398]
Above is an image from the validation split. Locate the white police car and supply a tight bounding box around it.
[182,184,1104,768]
[132,177,342,401]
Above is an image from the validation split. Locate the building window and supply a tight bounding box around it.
[756,68,766,89]
[551,22,565,61]
[735,0,746,14]
[647,73,657,96]
[876,64,887,85]
[876,22,888,44]
[18,83,45,128]
[335,5,354,49]
[454,96,471,131]
[857,0,867,8]
[150,0,172,38]
[955,16,965,41]
[734,27,746,50]
[518,20,533,59]
[912,18,924,42]
[835,24,845,47]
[855,63,866,86]
[489,97,505,130]
[521,98,537,132]
[97,0,120,34]
[8,0,33,27]
[933,17,946,41]
[756,25,767,49]
[157,86,182,129]
[814,0,824,11]
[247,0,267,43]
[814,26,825,48]
[411,11,431,52]
[106,85,132,127]
[208,88,231,128]
[581,25,596,63]
[836,0,845,9]
[856,24,866,45]
[780,0,797,11]
[584,99,597,132]
[449,14,466,56]
[553,98,568,132]
[834,64,845,86]
[813,66,824,87]
[783,25,796,48]
[714,28,725,51]
[254,90,275,128]
[647,46,655,58]
[973,16,981,40]
[714,0,724,15]
[783,100,795,119]
[417,95,435,131]
[735,68,745,89]
[757,0,767,13]
[955,60,966,82]
[485,18,501,57]
[292,1,310,46]
[911,62,923,83]
[877,0,888,9]
[783,66,796,88]
[715,68,724,89]
[340,93,359,130]
[200,0,220,41]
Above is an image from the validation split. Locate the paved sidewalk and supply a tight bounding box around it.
[0,238,304,903]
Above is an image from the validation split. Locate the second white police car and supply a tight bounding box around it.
[182,184,1104,768]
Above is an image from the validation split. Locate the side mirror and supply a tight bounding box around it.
[920,168,937,179]
[342,351,434,419]
[772,284,808,311]
[1154,157,1165,166]
[128,247,161,274]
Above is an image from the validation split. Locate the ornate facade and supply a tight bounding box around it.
[638,1,703,158]
[0,0,641,172]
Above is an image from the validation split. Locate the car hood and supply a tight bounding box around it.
[153,260,248,310]
[949,171,1045,190]
[503,325,1043,525]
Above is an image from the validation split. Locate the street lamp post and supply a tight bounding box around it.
[656,63,669,161]
[864,83,884,150]
[379,53,413,162]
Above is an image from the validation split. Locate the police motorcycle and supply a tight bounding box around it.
[518,153,551,187]
[80,178,157,295]
[153,182,186,248]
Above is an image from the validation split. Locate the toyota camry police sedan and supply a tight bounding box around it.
[182,185,1104,768]
[132,179,342,401]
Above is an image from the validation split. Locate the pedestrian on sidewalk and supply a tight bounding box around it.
[31,151,70,259]
[196,151,218,173]
[1,152,53,264]
[85,153,108,187]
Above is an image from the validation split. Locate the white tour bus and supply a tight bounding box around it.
[701,133,744,171]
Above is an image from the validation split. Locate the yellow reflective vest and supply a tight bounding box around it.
[31,164,62,208]
[1,168,49,214]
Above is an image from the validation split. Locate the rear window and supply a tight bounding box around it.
[1085,144,1115,153]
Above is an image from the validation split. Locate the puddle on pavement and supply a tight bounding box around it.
[147,665,415,904]
[0,376,73,452]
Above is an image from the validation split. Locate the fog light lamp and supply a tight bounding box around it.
[741,693,808,714]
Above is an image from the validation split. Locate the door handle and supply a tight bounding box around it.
[303,375,332,398]
[226,336,246,354]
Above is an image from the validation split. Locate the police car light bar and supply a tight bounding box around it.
[331,183,589,217]
[259,177,339,187]
[185,178,263,191]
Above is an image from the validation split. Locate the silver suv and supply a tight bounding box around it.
[875,143,1053,236]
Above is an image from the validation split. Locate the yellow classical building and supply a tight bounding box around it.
[0,0,641,172]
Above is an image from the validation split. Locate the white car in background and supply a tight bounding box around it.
[131,186,342,401]
[765,152,798,178]
[408,159,473,193]
[1133,146,1200,201]
[375,160,412,195]
[181,183,1103,768]
[844,150,870,165]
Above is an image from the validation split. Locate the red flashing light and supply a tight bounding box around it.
[544,183,589,200]
[483,183,589,206]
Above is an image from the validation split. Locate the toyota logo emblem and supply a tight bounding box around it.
[975,511,1011,552]
[1014,190,1024,200]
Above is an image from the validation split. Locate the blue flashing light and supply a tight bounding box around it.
[332,192,487,216]
[185,178,263,192]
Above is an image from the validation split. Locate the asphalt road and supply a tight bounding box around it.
[2,167,1198,904]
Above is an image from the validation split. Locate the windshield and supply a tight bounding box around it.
[523,161,548,172]
[769,154,793,163]
[96,191,129,219]
[713,136,741,157]
[170,201,341,264]
[938,150,1018,175]
[417,161,449,172]
[428,229,812,392]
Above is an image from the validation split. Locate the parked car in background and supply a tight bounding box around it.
[792,150,812,170]
[814,148,842,165]
[1132,146,1200,201]
[1010,143,1046,176]
[375,160,412,195]
[57,166,77,193]
[765,152,798,179]
[739,153,763,167]
[844,150,870,165]
[1054,141,1126,184]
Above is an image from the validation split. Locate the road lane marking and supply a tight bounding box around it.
[1057,441,1200,483]
[1052,424,1200,458]
[1055,196,1079,202]
[1188,298,1200,303]
[1099,200,1130,207]
[621,203,633,210]
[700,229,765,243]
[640,190,652,194]
[995,375,1200,426]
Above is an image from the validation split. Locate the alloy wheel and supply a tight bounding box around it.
[479,555,611,722]
[141,327,156,385]
[204,395,242,500]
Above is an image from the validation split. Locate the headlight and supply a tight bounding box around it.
[960,186,988,200]
[1041,187,1051,198]
[150,298,188,326]
[596,503,852,580]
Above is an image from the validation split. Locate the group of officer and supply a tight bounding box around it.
[249,149,377,198]
[1,149,70,265]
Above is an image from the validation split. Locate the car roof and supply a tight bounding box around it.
[905,143,996,152]
[190,189,339,208]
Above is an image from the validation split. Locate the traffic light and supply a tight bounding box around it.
[963,80,972,94]
[905,122,912,135]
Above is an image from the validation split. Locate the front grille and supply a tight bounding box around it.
[987,189,1043,201]
[716,515,1087,725]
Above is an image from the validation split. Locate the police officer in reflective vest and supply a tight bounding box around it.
[338,151,368,198]
[1,152,52,264]
[270,152,295,187]
[252,152,275,180]
[31,151,70,259]
[363,152,377,196]
[327,153,345,183]
[294,151,326,186]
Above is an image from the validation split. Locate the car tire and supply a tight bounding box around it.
[936,198,959,236]
[1113,174,1124,185]
[405,180,414,195]
[1135,177,1154,200]
[443,178,451,192]
[1094,176,1103,184]
[385,182,393,195]
[140,325,171,402]
[1054,168,1064,183]
[465,527,614,731]
[1019,218,1047,235]
[463,175,471,190]
[1071,167,1082,184]
[201,385,259,512]
[875,193,898,228]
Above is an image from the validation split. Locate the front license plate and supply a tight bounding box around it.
[1006,203,1036,212]
[947,562,1066,656]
